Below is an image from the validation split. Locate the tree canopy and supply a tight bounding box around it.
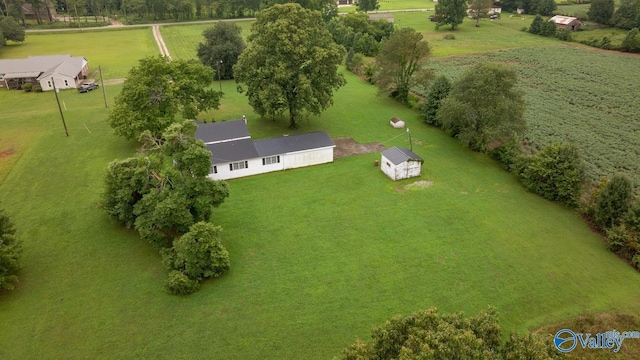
[357,0,379,12]
[108,56,222,140]
[234,3,346,128]
[0,17,25,44]
[611,0,640,29]
[421,75,451,126]
[339,307,560,360]
[468,0,495,27]
[438,62,526,152]
[434,0,468,30]
[197,22,246,80]
[0,206,21,291]
[374,27,431,103]
[595,174,634,228]
[589,0,615,25]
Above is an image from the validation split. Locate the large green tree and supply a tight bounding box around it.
[108,56,222,140]
[588,0,615,25]
[196,22,246,80]
[434,0,467,30]
[0,17,24,44]
[611,0,640,29]
[356,0,379,12]
[103,121,229,248]
[374,27,431,103]
[0,207,21,291]
[234,3,345,128]
[339,307,559,360]
[468,0,494,27]
[438,62,526,152]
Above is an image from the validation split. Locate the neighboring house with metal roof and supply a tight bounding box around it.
[548,15,583,30]
[0,55,89,91]
[196,119,335,180]
[380,146,423,181]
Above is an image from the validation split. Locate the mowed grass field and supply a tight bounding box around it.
[1,16,640,359]
[2,28,158,79]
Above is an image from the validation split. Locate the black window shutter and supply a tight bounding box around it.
[277,156,280,163]
[229,164,233,171]
[262,158,265,165]
[245,161,248,168]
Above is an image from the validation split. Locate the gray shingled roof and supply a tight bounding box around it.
[195,120,251,144]
[254,132,335,157]
[0,55,84,78]
[206,139,259,165]
[381,147,423,165]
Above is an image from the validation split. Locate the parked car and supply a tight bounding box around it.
[78,83,99,93]
[429,15,437,22]
[490,14,500,20]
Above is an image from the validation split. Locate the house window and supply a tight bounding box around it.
[47,81,52,88]
[386,162,391,167]
[211,165,217,174]
[262,155,280,165]
[230,161,248,171]
[64,80,69,87]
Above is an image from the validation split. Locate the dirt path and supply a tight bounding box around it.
[333,137,386,159]
[152,25,171,60]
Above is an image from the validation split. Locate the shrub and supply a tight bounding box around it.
[621,28,640,52]
[33,84,43,92]
[165,270,200,295]
[605,224,638,259]
[362,62,377,84]
[625,201,640,233]
[595,174,634,228]
[489,142,521,170]
[21,83,33,92]
[516,143,586,207]
[556,27,573,41]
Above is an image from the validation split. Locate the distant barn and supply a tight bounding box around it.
[381,147,423,181]
[549,15,583,30]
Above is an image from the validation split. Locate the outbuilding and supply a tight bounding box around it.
[380,146,423,181]
[548,15,583,30]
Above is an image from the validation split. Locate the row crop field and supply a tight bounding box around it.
[423,45,640,187]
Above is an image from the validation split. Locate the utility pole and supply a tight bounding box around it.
[74,4,83,32]
[99,65,108,108]
[216,60,223,92]
[406,127,412,152]
[51,78,69,137]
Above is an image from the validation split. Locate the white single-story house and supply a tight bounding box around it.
[390,117,405,129]
[0,55,89,90]
[549,15,583,30]
[381,146,423,181]
[467,5,501,18]
[195,119,336,180]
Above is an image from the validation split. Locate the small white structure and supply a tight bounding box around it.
[381,146,423,181]
[390,117,405,129]
[195,120,335,180]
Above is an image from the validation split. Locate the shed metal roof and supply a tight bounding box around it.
[549,15,581,25]
[206,139,259,165]
[195,120,251,144]
[254,131,335,157]
[381,146,423,165]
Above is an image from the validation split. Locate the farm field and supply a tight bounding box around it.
[1,13,640,360]
[425,46,640,187]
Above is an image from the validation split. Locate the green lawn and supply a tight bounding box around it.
[160,20,254,60]
[1,29,158,79]
[1,16,640,360]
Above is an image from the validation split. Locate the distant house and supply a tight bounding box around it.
[368,13,395,23]
[0,55,89,90]
[467,5,501,18]
[336,0,355,5]
[549,15,583,30]
[21,3,57,22]
[381,146,423,181]
[195,120,336,180]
